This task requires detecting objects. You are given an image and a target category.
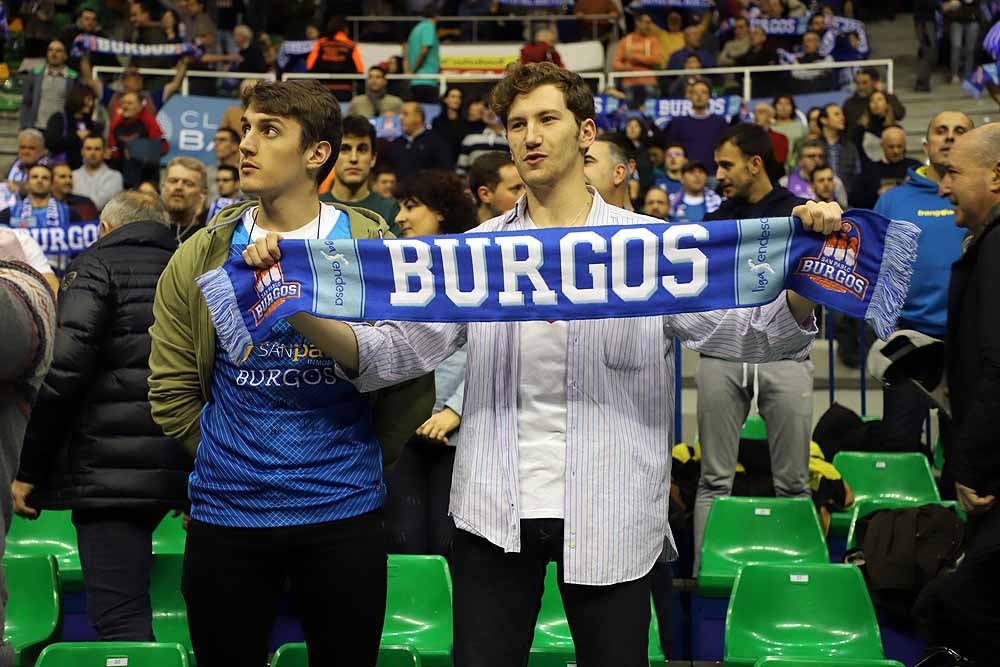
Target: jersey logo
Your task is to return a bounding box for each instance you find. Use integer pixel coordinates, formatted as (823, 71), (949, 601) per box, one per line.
(793, 218), (869, 300)
(249, 263), (302, 325)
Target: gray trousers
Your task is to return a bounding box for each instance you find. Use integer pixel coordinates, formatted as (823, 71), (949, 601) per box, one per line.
(693, 357), (814, 568)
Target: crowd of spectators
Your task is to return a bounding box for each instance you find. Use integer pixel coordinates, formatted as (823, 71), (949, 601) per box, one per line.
(3, 1), (1000, 664)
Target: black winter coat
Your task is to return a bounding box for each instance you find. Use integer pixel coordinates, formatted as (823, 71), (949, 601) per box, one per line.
(946, 206), (1000, 499)
(17, 221), (192, 510)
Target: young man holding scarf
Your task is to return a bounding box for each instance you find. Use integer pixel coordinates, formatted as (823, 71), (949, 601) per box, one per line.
(148, 80), (431, 667)
(692, 123), (818, 567)
(242, 62), (845, 666)
(0, 164), (94, 275)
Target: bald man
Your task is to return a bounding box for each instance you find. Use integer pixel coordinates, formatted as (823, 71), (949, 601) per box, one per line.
(849, 125), (921, 209)
(872, 111), (973, 457)
(914, 122), (1000, 665)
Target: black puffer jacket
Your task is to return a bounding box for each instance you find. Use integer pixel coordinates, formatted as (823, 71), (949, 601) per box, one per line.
(17, 220), (192, 510)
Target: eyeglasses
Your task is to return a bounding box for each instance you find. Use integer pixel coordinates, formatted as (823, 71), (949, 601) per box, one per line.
(666, 150), (685, 158)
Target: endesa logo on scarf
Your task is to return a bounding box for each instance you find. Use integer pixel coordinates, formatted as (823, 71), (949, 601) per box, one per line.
(250, 264), (301, 325)
(794, 219), (869, 300)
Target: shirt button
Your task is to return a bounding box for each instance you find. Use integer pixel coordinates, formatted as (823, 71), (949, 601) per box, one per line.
(569, 542), (576, 549)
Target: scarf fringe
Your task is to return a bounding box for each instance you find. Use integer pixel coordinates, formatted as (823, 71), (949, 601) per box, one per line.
(866, 217), (921, 340)
(196, 267), (254, 365)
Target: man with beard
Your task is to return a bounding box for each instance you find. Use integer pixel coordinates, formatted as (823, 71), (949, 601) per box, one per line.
(321, 115), (400, 234)
(0, 164), (96, 275)
(160, 157), (208, 243)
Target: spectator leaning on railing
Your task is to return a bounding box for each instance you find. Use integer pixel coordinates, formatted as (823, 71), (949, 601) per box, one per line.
(20, 40), (77, 132)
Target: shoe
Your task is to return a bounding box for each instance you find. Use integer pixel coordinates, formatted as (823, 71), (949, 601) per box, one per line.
(915, 83), (931, 92)
(950, 75), (961, 85)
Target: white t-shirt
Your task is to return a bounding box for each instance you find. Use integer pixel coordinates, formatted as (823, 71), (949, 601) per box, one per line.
(13, 229), (54, 277)
(517, 318), (569, 518)
(239, 202), (345, 241)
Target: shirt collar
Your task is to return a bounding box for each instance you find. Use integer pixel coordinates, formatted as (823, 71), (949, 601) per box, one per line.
(503, 185), (606, 227)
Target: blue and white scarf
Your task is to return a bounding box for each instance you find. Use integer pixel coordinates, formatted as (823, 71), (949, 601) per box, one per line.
(8, 200), (98, 274)
(638, 0), (714, 8)
(198, 210), (920, 365)
(7, 157), (53, 184)
(276, 40), (316, 70)
(71, 34), (204, 61)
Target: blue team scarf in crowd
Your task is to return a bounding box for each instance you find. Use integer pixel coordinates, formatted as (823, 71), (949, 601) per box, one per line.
(71, 34), (204, 61)
(198, 210), (920, 366)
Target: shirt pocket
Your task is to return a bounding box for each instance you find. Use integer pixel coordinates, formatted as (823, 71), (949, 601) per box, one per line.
(599, 317), (661, 371)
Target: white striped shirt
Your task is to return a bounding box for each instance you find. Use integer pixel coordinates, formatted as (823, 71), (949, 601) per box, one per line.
(348, 190), (816, 585)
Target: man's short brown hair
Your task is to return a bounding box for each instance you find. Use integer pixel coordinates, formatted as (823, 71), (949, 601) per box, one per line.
(241, 79), (342, 184)
(488, 62), (595, 128)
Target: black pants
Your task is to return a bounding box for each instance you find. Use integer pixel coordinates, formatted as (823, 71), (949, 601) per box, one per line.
(72, 507), (165, 642)
(182, 510), (387, 667)
(882, 380), (954, 498)
(452, 519), (651, 667)
(650, 558), (674, 657)
(383, 438), (455, 559)
(916, 506), (1000, 665)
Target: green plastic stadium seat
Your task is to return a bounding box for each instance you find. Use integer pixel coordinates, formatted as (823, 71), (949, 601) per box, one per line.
(828, 452), (939, 535)
(152, 513), (187, 555)
(754, 658), (904, 667)
(35, 642), (190, 667)
(2, 556), (60, 667)
(698, 497), (828, 597)
(725, 564), (885, 667)
(383, 555), (452, 667)
(148, 554), (192, 656)
(5, 511), (82, 589)
(845, 499), (964, 550)
(740, 415), (767, 441)
(271, 643), (421, 666)
(529, 563), (665, 667)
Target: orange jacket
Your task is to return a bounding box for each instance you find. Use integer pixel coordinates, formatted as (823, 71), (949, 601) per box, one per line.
(306, 31), (364, 75)
(612, 33), (663, 89)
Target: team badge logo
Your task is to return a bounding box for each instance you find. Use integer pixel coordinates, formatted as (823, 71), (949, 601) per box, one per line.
(794, 218), (870, 300)
(249, 263), (301, 325)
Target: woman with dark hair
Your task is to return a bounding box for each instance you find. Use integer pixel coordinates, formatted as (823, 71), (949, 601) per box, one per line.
(161, 9), (182, 43)
(45, 84), (103, 170)
(384, 169), (477, 561)
(432, 87), (470, 159)
(851, 90), (896, 164)
(772, 94), (808, 167)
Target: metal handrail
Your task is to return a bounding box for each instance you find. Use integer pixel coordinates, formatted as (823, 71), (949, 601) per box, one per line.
(282, 70), (607, 96)
(92, 65), (276, 96)
(344, 14), (621, 42)
(607, 58), (894, 100)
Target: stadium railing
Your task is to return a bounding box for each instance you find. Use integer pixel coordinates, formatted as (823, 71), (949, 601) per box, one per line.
(281, 71), (609, 98)
(607, 58), (894, 101)
(90, 66), (277, 96)
(344, 14), (621, 43)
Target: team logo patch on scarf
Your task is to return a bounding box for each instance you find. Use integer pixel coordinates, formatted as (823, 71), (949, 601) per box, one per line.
(198, 210), (920, 365)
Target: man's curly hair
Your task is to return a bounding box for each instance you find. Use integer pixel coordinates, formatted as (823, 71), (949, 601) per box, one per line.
(488, 61), (595, 128)
(395, 170), (478, 234)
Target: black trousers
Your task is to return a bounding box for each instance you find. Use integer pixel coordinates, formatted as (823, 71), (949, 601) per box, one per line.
(181, 510), (387, 667)
(916, 506), (1000, 665)
(452, 519), (651, 667)
(72, 507), (166, 642)
(882, 380), (955, 498)
(383, 438), (455, 559)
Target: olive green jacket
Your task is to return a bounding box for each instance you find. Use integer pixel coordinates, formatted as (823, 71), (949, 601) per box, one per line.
(148, 200), (433, 465)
